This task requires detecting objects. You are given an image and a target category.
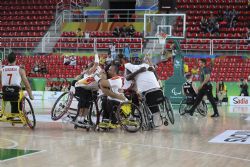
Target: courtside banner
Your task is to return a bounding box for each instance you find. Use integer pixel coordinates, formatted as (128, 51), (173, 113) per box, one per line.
(229, 96), (250, 106)
(24, 91), (65, 110)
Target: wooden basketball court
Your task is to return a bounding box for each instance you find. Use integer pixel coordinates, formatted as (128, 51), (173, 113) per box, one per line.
(0, 105), (250, 167)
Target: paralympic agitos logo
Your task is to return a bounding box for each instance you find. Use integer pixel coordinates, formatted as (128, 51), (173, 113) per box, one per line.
(233, 97), (248, 104)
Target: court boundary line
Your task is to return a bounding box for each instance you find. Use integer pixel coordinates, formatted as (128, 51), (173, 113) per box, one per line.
(0, 150), (46, 163)
(0, 138), (18, 149)
(3, 133), (250, 163)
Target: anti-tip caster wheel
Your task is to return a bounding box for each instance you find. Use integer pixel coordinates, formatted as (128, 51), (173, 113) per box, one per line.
(164, 120), (169, 126)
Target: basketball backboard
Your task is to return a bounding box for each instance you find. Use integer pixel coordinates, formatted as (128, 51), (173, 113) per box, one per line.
(144, 14), (186, 39)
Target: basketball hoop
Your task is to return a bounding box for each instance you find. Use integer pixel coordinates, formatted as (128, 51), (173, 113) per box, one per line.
(157, 33), (168, 45)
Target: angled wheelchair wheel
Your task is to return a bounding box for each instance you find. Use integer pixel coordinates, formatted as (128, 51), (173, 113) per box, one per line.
(197, 100), (208, 117)
(117, 102), (142, 133)
(51, 92), (73, 121)
(164, 97), (175, 125)
(88, 96), (103, 127)
(179, 99), (188, 115)
(22, 97), (36, 129)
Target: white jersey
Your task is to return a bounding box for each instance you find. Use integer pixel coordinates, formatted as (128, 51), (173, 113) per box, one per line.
(108, 76), (123, 102)
(75, 66), (102, 90)
(125, 63), (160, 93)
(2, 66), (22, 87)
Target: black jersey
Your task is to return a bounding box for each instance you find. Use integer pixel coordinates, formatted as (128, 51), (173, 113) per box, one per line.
(183, 81), (197, 96)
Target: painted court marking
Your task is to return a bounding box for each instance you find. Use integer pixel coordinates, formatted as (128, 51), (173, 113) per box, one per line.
(0, 150), (46, 163)
(209, 130), (250, 145)
(0, 138), (18, 149)
(3, 132), (250, 163)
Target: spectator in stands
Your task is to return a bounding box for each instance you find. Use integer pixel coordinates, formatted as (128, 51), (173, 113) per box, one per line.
(45, 79), (52, 91)
(246, 27), (250, 41)
(32, 61), (40, 74)
(109, 42), (117, 60)
(191, 65), (199, 80)
(224, 7), (230, 25)
(69, 56), (77, 66)
(76, 28), (83, 38)
(200, 17), (208, 33)
(85, 31), (90, 43)
(127, 24), (135, 37)
(120, 25), (127, 37)
(76, 28), (83, 43)
(64, 56), (71, 65)
(40, 62), (47, 75)
(216, 81), (227, 105)
(207, 13), (219, 35)
(229, 8), (238, 28)
(239, 78), (249, 96)
(61, 79), (69, 92)
(122, 43), (131, 60)
(184, 63), (189, 75)
(113, 27), (120, 37)
(106, 52), (112, 65)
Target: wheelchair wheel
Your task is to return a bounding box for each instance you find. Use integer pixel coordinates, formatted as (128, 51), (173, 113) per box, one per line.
(179, 99), (188, 115)
(117, 102), (142, 133)
(197, 100), (207, 116)
(88, 97), (102, 127)
(51, 92), (73, 121)
(164, 97), (175, 124)
(22, 97), (36, 129)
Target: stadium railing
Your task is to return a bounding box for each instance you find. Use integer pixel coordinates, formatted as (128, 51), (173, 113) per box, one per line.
(62, 9), (151, 22)
(1, 37), (249, 56)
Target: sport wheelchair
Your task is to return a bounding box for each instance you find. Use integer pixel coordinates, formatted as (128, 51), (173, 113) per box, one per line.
(0, 86), (36, 129)
(139, 88), (175, 130)
(179, 95), (207, 116)
(50, 90), (101, 131)
(97, 99), (143, 133)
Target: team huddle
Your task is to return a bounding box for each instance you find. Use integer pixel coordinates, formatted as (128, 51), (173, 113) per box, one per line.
(70, 53), (161, 129)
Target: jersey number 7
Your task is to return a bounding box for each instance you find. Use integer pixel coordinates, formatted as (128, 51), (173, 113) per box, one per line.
(7, 74), (13, 85)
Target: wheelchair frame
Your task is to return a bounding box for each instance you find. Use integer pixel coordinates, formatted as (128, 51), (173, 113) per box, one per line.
(51, 90), (102, 131)
(0, 90), (36, 129)
(139, 88), (175, 131)
(179, 96), (208, 116)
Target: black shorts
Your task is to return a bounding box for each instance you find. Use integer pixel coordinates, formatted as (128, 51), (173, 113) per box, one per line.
(104, 99), (120, 124)
(143, 89), (164, 114)
(75, 87), (93, 109)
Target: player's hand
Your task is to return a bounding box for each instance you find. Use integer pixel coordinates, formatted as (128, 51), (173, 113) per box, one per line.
(29, 95), (34, 100)
(118, 89), (124, 93)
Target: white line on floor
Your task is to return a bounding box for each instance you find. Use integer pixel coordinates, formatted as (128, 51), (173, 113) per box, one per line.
(0, 138), (18, 149)
(3, 133), (250, 163)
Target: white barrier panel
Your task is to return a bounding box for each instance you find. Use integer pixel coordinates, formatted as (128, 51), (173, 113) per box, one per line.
(229, 96), (250, 106)
(24, 91), (65, 111)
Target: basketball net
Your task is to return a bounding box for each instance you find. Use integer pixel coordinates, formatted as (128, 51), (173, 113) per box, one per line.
(157, 33), (168, 45)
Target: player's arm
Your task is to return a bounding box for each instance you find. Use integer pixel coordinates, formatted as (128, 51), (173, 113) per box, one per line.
(126, 67), (146, 81)
(20, 68), (34, 100)
(98, 79), (125, 101)
(88, 53), (99, 74)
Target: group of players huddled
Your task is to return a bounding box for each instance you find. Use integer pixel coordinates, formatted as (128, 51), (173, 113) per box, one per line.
(69, 53), (161, 129)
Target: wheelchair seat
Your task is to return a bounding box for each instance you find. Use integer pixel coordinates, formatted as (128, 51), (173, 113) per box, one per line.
(185, 92), (197, 105)
(2, 86), (21, 102)
(143, 88), (165, 106)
